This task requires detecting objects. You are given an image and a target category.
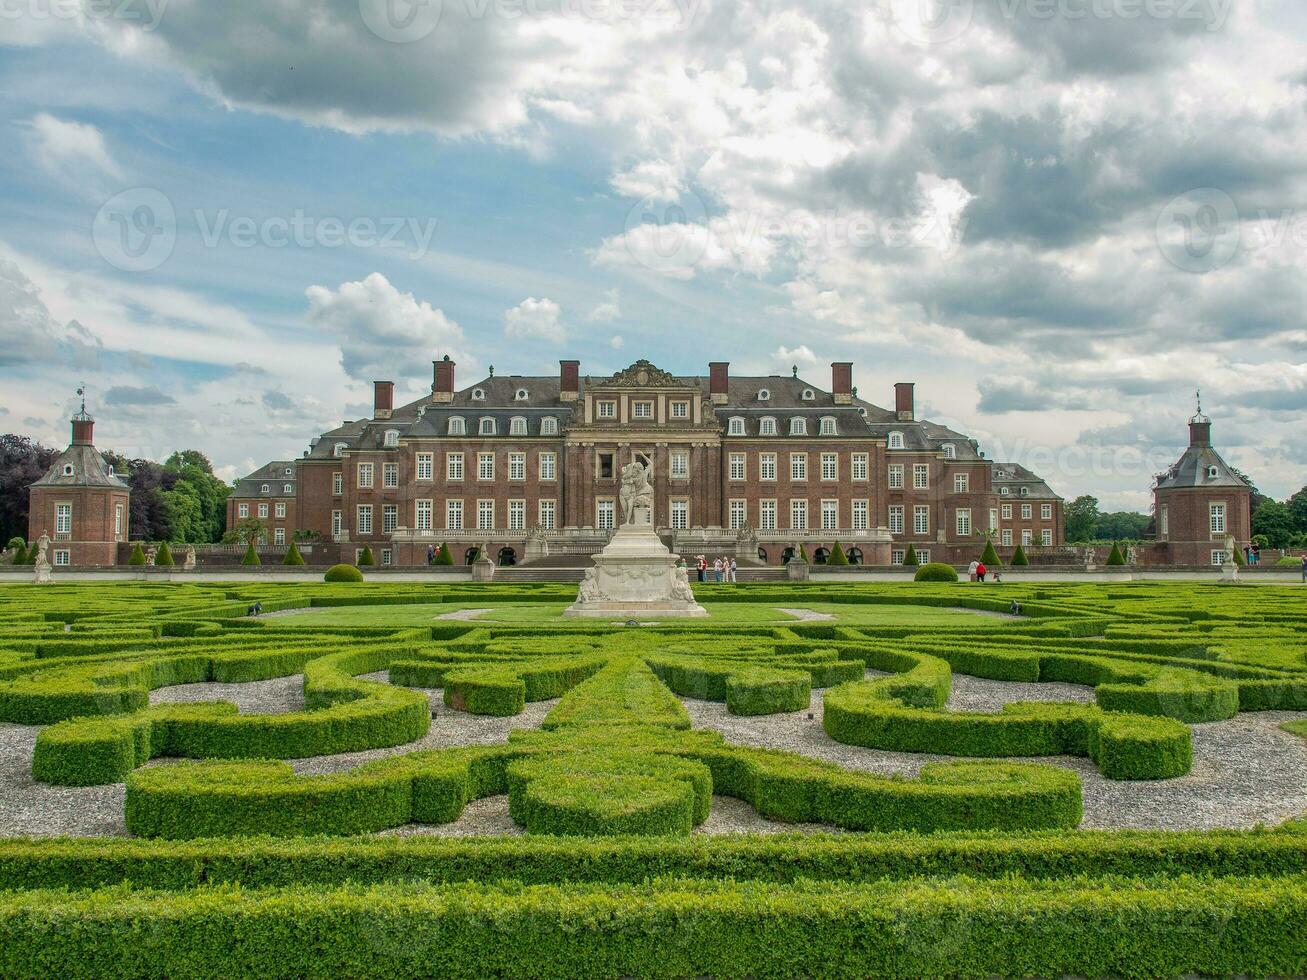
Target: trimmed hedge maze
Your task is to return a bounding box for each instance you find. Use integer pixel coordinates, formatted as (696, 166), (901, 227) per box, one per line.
(0, 580), (1305, 976)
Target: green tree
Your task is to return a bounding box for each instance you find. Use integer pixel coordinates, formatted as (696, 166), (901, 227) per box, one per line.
(1105, 542), (1125, 566)
(283, 542), (305, 566)
(435, 542), (454, 566)
(1287, 487), (1307, 534)
(980, 538), (1001, 567)
(1252, 499), (1297, 549)
(358, 546), (375, 566)
(1011, 545), (1029, 566)
(127, 542), (146, 566)
(1094, 511), (1151, 541)
(222, 517), (268, 545)
(1064, 495), (1100, 543)
(7, 537), (26, 565)
(828, 541), (849, 565)
(163, 450), (231, 542)
(903, 544), (919, 566)
(155, 541), (175, 566)
(241, 541), (261, 566)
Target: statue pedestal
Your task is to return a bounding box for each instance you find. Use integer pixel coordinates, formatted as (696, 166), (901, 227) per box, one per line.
(564, 524), (708, 618)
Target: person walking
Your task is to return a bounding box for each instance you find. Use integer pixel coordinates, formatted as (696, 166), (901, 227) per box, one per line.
(697, 555), (707, 583)
(427, 544), (436, 566)
(976, 560), (987, 583)
(713, 557), (723, 583)
(729, 557), (737, 583)
(967, 559), (979, 582)
(1301, 553), (1306, 583)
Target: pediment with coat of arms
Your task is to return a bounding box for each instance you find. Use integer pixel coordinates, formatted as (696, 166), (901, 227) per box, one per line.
(599, 359), (684, 389)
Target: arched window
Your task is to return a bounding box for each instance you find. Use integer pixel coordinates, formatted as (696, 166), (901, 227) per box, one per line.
(790, 417), (807, 436)
(471, 388), (486, 401)
(479, 417), (497, 436)
(801, 389), (816, 401)
(384, 429), (399, 447)
(1000, 486), (1010, 495)
(333, 443), (346, 457)
(510, 417), (527, 436)
(1207, 465), (1219, 479)
(541, 417), (558, 436)
(942, 444), (955, 459)
(261, 484), (270, 493)
(728, 417), (745, 436)
(888, 431), (904, 450)
(283, 484), (293, 494)
(448, 417), (466, 436)
(515, 388), (529, 401)
(819, 416), (837, 435)
(757, 388), (771, 401)
(759, 416), (777, 436)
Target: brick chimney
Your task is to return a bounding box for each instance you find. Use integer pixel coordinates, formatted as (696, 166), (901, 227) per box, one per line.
(560, 359), (580, 402)
(373, 381), (394, 420)
(831, 362), (853, 405)
(709, 362), (729, 405)
(894, 382), (915, 421)
(1189, 418), (1212, 448)
(432, 356), (455, 403)
(71, 416), (94, 446)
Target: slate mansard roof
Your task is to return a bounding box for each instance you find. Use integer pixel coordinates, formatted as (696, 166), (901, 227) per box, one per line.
(1154, 444), (1249, 491)
(32, 443), (129, 490)
(232, 460), (298, 498)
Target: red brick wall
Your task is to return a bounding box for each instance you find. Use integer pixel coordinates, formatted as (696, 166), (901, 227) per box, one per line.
(28, 486), (129, 566)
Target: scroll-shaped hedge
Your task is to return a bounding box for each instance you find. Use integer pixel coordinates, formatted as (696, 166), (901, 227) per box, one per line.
(390, 653), (606, 716)
(645, 650), (863, 716)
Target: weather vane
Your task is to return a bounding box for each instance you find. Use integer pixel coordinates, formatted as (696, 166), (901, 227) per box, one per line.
(1195, 389), (1202, 415)
(76, 384), (87, 414)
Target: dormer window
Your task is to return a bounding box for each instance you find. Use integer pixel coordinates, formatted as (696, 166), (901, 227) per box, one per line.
(541, 417), (558, 436)
(728, 417), (745, 436)
(333, 443), (345, 457)
(759, 416), (777, 436)
(384, 430), (399, 447)
(1020, 487), (1029, 496)
(757, 388), (771, 402)
(789, 417), (807, 436)
(448, 417), (466, 436)
(888, 431), (904, 450)
(471, 388), (486, 401)
(942, 444), (956, 459)
(283, 484), (293, 493)
(479, 417), (497, 436)
(63, 464), (74, 477)
(107, 465), (114, 476)
(1207, 465), (1219, 479)
(1000, 486), (1010, 495)
(819, 416), (837, 436)
(261, 484), (270, 493)
(515, 388), (529, 401)
(801, 389), (816, 401)
(284, 467), (292, 476)
(510, 416), (527, 436)
(857, 407), (867, 418)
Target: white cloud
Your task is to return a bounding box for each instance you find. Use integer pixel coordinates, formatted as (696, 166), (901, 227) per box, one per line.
(587, 288), (621, 322)
(610, 335), (624, 349)
(504, 297), (565, 342)
(27, 113), (123, 188)
(305, 273), (469, 381)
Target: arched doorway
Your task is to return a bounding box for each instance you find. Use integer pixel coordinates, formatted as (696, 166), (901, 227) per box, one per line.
(757, 546), (768, 564)
(463, 547), (480, 565)
(847, 547), (863, 566)
(497, 546), (517, 567)
(813, 547), (830, 565)
(781, 547), (796, 565)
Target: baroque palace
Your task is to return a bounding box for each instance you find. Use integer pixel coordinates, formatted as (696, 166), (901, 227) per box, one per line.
(225, 358), (1067, 567)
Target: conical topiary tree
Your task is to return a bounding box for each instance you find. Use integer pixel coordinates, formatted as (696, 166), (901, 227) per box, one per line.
(241, 541), (261, 566)
(1011, 545), (1029, 566)
(980, 538), (1001, 567)
(903, 544), (919, 567)
(358, 546), (375, 566)
(436, 542), (454, 566)
(798, 544), (811, 563)
(8, 538), (27, 565)
(283, 542), (305, 565)
(828, 541), (849, 566)
(155, 541), (175, 566)
(1106, 542), (1125, 566)
(128, 542), (147, 566)
(1231, 546), (1246, 566)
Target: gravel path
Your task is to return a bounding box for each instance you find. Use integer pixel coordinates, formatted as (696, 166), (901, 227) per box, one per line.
(778, 608), (836, 621)
(150, 675), (306, 713)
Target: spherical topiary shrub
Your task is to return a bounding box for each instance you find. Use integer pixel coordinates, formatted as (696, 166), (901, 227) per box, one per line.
(324, 563), (364, 583)
(913, 562), (959, 583)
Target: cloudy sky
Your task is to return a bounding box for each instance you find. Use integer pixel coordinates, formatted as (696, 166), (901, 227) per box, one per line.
(1, 0), (1304, 508)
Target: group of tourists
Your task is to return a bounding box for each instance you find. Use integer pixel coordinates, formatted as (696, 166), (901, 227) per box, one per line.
(966, 559), (998, 583)
(695, 555), (738, 583)
(1242, 544), (1263, 565)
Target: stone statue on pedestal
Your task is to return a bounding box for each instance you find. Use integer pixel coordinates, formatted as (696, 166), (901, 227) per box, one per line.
(619, 458), (654, 527)
(33, 533), (52, 584)
(183, 547), (197, 570)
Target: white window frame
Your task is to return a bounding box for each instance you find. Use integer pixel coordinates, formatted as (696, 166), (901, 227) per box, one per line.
(820, 453), (838, 481)
(729, 498), (747, 530)
(888, 505), (904, 534)
(446, 499), (464, 531)
(448, 417), (466, 436)
(956, 508), (971, 537)
(508, 452), (526, 482)
(819, 417), (837, 436)
(510, 417), (527, 436)
(1210, 502), (1226, 534)
(383, 462), (398, 489)
(356, 504), (373, 536)
(851, 453), (868, 481)
(417, 453), (433, 481)
(258, 503), (269, 519)
(541, 417), (558, 436)
(728, 417), (745, 436)
(914, 505), (930, 536)
(669, 499), (689, 530)
(790, 417), (807, 436)
(790, 453), (807, 481)
(508, 499), (526, 531)
(478, 499), (494, 530)
(1002, 529), (1012, 546)
(239, 503), (249, 519)
(384, 430), (399, 448)
(597, 400), (617, 419)
(55, 503), (72, 535)
(888, 431), (904, 450)
(539, 452), (557, 481)
(953, 473), (969, 493)
(1022, 504), (1033, 520)
(1041, 529), (1053, 546)
(759, 416), (777, 436)
(670, 400), (689, 419)
(888, 464), (904, 490)
(1041, 504), (1053, 520)
(383, 504), (398, 533)
(821, 499), (838, 531)
(597, 499), (616, 530)
(790, 499), (808, 531)
(333, 472), (343, 495)
(331, 510), (342, 536)
(913, 464), (929, 490)
(852, 499), (869, 531)
(633, 400), (654, 419)
(416, 499), (433, 531)
(670, 450), (689, 479)
(275, 502), (286, 519)
(760, 453), (777, 481)
(759, 499), (777, 531)
(729, 453), (746, 482)
(274, 527), (285, 545)
(538, 499), (556, 529)
(447, 453), (465, 482)
(479, 418), (497, 436)
(1002, 503), (1012, 520)
(53, 549), (70, 567)
(357, 462), (374, 489)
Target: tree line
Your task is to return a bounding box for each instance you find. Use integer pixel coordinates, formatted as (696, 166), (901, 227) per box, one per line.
(1064, 487), (1307, 550)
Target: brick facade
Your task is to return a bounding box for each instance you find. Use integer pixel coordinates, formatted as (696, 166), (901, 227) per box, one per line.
(1152, 415), (1251, 566)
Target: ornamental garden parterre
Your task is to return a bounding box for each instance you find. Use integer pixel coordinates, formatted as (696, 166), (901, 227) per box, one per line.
(0, 581), (1305, 976)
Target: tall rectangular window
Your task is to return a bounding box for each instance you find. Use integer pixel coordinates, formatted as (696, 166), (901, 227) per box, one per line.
(1022, 528), (1032, 546)
(508, 499), (525, 530)
(955, 508), (971, 537)
(538, 499), (556, 529)
(850, 453), (868, 481)
(760, 453), (777, 481)
(274, 528), (285, 545)
(1041, 504), (1053, 520)
(275, 502), (286, 519)
(383, 463), (398, 489)
(1041, 529), (1053, 546)
(478, 499), (494, 530)
(333, 472), (343, 495)
(478, 453), (494, 481)
(1002, 503), (1012, 520)
(383, 504), (397, 533)
(1210, 503), (1226, 533)
(821, 453), (838, 481)
(1021, 503), (1032, 520)
(729, 453), (745, 481)
(670, 499), (689, 529)
(759, 499), (777, 530)
(258, 504), (268, 519)
(114, 503), (124, 538)
(852, 498), (868, 530)
(446, 499), (464, 530)
(597, 500), (615, 530)
(889, 505), (904, 534)
(446, 453), (464, 482)
(729, 499), (747, 529)
(790, 453), (807, 481)
(888, 464), (904, 489)
(509, 453), (526, 481)
(914, 505), (930, 535)
(331, 510), (342, 536)
(1002, 529), (1012, 546)
(989, 508), (998, 532)
(1160, 505), (1169, 537)
(357, 505), (373, 535)
(670, 450), (689, 479)
(953, 473), (968, 493)
(239, 503), (249, 518)
(790, 500), (808, 531)
(821, 499), (838, 530)
(416, 453), (433, 481)
(416, 499), (432, 531)
(357, 463), (374, 489)
(539, 453), (557, 481)
(913, 464), (929, 490)
(55, 503), (71, 534)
